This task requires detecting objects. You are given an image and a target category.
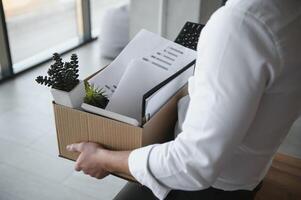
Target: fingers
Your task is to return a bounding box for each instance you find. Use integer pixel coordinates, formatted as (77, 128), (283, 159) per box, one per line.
(67, 142), (109, 180)
(89, 171), (108, 179)
(74, 161), (108, 179)
(74, 162), (82, 172)
(94, 173), (103, 179)
(66, 142), (84, 153)
(74, 165), (109, 179)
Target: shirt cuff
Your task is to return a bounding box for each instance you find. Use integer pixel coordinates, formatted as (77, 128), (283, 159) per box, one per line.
(128, 145), (171, 200)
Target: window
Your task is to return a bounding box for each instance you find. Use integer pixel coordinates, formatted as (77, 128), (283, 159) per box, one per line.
(0, 0), (129, 81)
(90, 0), (128, 37)
(2, 0), (81, 72)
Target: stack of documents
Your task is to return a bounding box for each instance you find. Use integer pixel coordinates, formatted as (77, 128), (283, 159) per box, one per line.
(82, 29), (196, 126)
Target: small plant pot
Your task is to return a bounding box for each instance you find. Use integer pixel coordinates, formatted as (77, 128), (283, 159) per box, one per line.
(51, 81), (85, 108)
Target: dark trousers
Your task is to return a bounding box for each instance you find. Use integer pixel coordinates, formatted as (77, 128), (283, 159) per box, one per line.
(113, 182), (262, 200)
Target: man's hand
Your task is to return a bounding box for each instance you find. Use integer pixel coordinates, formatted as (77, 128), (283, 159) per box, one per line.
(66, 142), (110, 179)
(66, 142), (133, 180)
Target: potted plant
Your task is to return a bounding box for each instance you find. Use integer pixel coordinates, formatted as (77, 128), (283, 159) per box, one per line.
(83, 81), (109, 109)
(81, 81), (139, 126)
(35, 53), (85, 108)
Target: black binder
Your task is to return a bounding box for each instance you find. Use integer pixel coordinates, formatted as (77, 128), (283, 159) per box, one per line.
(141, 22), (204, 124)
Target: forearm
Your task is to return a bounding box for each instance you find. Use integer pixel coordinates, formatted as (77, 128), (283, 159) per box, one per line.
(99, 149), (133, 177)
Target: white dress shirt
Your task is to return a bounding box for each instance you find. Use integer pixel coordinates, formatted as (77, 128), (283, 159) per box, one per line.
(128, 0), (301, 199)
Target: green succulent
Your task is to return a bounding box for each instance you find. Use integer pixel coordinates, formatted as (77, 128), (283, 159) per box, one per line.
(84, 81), (109, 109)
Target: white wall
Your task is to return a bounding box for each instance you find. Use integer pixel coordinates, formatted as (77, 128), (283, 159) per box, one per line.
(130, 0), (223, 40)
(164, 0), (201, 40)
(129, 0), (162, 38)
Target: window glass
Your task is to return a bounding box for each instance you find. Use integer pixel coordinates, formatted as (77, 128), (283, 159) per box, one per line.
(2, 0), (80, 70)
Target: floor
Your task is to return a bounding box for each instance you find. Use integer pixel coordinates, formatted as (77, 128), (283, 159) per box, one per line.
(256, 153), (301, 200)
(0, 40), (300, 200)
(278, 117), (301, 158)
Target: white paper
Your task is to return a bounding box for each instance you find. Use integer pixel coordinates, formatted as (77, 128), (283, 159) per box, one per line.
(89, 29), (173, 98)
(142, 44), (196, 74)
(144, 65), (195, 121)
(89, 29), (196, 98)
(106, 59), (171, 124)
(88, 29), (196, 125)
(105, 38), (196, 123)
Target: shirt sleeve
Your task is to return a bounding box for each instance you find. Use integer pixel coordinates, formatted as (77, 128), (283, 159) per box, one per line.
(128, 6), (279, 200)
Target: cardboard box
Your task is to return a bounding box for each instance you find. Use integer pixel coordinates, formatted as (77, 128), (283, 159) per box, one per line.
(52, 68), (188, 181)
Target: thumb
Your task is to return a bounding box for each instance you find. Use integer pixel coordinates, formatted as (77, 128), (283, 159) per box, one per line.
(66, 143), (84, 153)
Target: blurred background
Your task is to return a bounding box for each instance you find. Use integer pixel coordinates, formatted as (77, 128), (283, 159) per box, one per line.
(1, 0), (125, 72)
(0, 0), (300, 199)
